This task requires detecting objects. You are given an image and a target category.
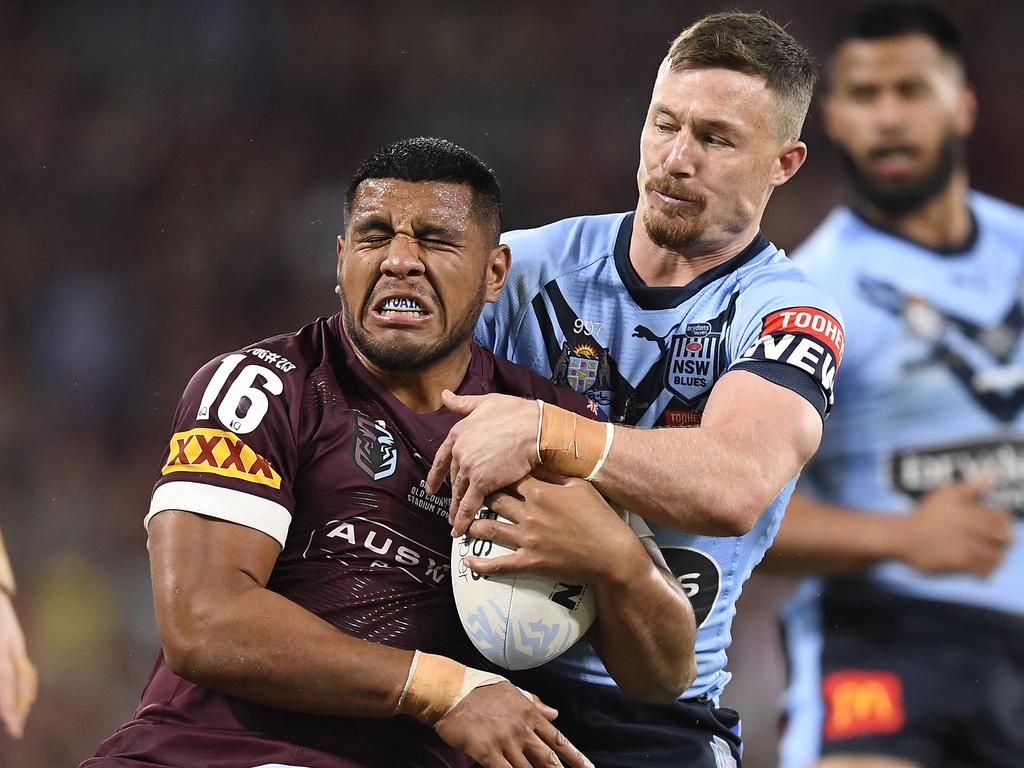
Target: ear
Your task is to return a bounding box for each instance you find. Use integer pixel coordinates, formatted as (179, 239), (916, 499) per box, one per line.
(770, 139), (808, 188)
(484, 243), (512, 303)
(954, 84), (977, 137)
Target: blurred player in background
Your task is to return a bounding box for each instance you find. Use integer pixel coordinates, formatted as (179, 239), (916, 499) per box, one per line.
(767, 3), (1023, 766)
(80, 137), (694, 768)
(0, 528), (36, 740)
(426, 12), (841, 767)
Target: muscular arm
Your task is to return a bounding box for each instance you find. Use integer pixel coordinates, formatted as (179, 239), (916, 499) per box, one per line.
(465, 477), (696, 703)
(149, 509), (594, 768)
(149, 510), (415, 716)
(762, 483), (1014, 577)
(594, 370), (822, 536)
(431, 369), (822, 538)
(586, 535), (696, 703)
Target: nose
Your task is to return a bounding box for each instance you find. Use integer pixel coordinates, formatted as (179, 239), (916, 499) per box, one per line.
(380, 233), (425, 279)
(662, 131), (698, 177)
(873, 90), (909, 134)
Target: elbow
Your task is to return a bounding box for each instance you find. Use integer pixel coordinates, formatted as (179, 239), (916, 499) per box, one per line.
(619, 656), (697, 704)
(706, 480), (778, 537)
(157, 596), (224, 683)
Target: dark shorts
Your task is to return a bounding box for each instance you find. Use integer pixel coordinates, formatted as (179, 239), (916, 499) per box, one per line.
(780, 583), (1024, 768)
(508, 669), (742, 768)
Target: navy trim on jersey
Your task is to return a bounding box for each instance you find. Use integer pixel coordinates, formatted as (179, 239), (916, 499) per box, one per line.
(848, 205), (980, 256)
(614, 212), (771, 310)
(732, 360), (828, 420)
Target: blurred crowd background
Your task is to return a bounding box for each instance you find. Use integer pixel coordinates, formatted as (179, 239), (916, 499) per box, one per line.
(1, 1), (1021, 765)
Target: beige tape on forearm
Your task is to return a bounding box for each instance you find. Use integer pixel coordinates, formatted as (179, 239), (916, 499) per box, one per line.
(0, 529), (15, 597)
(396, 650), (512, 726)
(537, 401), (614, 480)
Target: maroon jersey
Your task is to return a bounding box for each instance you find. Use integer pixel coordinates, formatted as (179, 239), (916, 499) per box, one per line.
(83, 315), (595, 768)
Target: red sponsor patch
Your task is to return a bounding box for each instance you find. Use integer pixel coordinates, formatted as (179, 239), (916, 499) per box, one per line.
(686, 341), (703, 352)
(823, 669), (905, 741)
(665, 410), (702, 427)
(761, 306), (844, 363)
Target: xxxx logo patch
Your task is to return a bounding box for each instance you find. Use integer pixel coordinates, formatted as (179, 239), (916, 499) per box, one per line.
(162, 428), (281, 489)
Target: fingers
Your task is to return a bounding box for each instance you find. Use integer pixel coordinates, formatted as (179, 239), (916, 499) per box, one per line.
(949, 474), (997, 498)
(441, 389), (483, 415)
(453, 483), (487, 538)
(11, 656), (35, 739)
(0, 647), (15, 738)
(467, 514), (520, 549)
(426, 432), (455, 495)
(447, 453), (463, 524)
(486, 493), (523, 523)
(528, 692), (559, 722)
(533, 720), (593, 768)
(464, 553), (522, 577)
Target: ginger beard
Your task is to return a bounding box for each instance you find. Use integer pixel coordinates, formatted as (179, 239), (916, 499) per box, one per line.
(641, 177), (711, 252)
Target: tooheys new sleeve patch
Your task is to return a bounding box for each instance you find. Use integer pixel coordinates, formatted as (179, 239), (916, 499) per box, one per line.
(738, 306), (845, 406)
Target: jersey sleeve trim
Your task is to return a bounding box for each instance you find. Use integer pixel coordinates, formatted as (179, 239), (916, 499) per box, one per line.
(146, 481), (291, 548)
(730, 359), (828, 420)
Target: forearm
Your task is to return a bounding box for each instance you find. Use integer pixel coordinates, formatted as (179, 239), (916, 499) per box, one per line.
(761, 493), (905, 575)
(589, 540), (696, 703)
(594, 424), (779, 536)
(160, 581), (412, 718)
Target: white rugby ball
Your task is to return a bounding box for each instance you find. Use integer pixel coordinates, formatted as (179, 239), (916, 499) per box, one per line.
(451, 506), (596, 670)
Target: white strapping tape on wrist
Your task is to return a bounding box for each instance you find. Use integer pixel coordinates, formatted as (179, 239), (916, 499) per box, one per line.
(584, 422), (615, 482)
(535, 399), (545, 465)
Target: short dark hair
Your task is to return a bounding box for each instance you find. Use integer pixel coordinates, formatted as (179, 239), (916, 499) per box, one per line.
(666, 12), (818, 141)
(830, 2), (964, 69)
(344, 137), (503, 244)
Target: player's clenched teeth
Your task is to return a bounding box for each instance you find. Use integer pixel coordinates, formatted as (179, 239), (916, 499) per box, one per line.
(379, 297), (427, 316)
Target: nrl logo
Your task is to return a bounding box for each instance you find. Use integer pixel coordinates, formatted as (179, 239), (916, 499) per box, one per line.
(352, 410), (399, 481)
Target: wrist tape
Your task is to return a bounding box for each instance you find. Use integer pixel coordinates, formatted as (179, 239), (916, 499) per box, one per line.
(536, 401), (614, 481)
(396, 650), (521, 726)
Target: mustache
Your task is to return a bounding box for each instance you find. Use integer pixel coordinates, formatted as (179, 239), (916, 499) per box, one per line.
(645, 178), (708, 207)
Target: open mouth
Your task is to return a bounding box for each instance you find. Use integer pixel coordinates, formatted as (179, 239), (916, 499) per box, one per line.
(378, 296), (427, 316)
(867, 146), (920, 174)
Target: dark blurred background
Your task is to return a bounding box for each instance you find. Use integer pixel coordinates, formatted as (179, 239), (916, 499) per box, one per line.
(1, 1), (1020, 765)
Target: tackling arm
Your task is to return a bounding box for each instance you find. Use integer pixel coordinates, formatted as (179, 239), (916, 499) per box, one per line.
(148, 509), (593, 768)
(431, 369), (822, 538)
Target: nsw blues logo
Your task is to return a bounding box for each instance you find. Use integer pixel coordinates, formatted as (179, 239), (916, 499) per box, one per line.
(666, 327), (721, 402)
(352, 410), (399, 481)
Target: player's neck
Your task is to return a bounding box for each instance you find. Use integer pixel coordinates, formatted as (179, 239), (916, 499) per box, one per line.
(628, 213), (760, 287)
(357, 346), (474, 414)
(854, 172), (973, 251)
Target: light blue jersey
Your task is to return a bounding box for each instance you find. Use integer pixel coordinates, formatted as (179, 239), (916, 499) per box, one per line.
(478, 212), (843, 701)
(791, 193), (1024, 616)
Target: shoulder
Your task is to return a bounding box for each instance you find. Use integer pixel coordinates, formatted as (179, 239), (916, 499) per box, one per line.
(788, 208), (866, 289)
(481, 347), (600, 419)
(502, 212), (628, 277)
(972, 191), (1024, 245)
(182, 317), (334, 409)
(734, 242), (843, 323)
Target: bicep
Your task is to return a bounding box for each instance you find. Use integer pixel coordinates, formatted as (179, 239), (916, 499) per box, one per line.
(702, 369), (823, 474)
(148, 510), (281, 616)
